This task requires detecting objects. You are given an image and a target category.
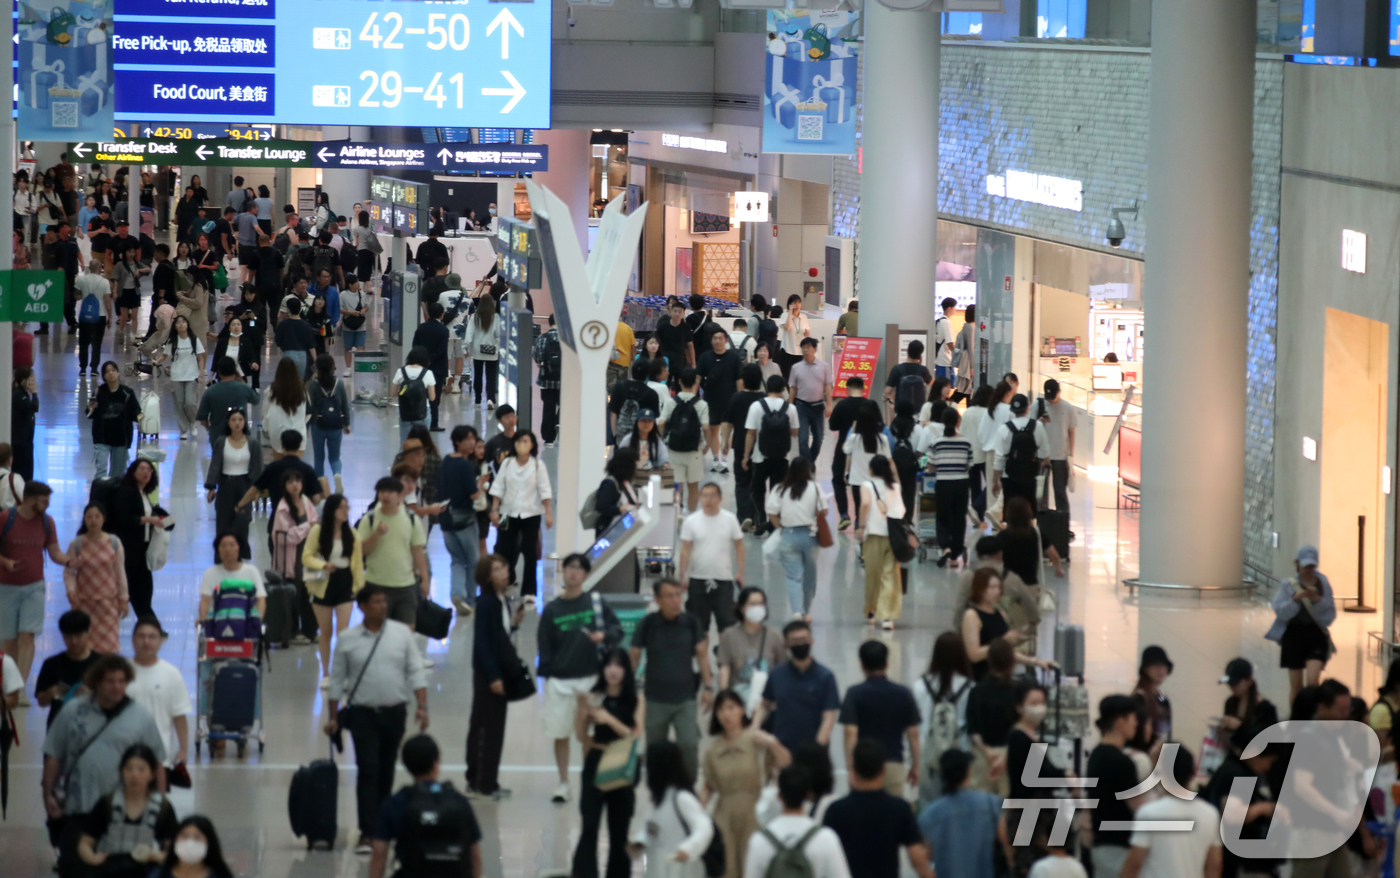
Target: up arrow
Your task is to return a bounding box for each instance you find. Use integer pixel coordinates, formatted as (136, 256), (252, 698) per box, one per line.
(486, 8), (524, 61)
(482, 71), (526, 114)
(317, 147), (334, 162)
(436, 147), (453, 163)
(195, 145), (212, 161)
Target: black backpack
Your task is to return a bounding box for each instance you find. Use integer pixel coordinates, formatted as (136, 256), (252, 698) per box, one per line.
(310, 245), (336, 279)
(758, 318), (779, 352)
(398, 368), (429, 421)
(758, 400), (792, 460)
(666, 396), (703, 452)
(313, 381), (345, 430)
(896, 371), (927, 410)
(395, 782), (476, 877)
(1004, 419), (1040, 482)
(892, 433), (919, 478)
(537, 330), (561, 382)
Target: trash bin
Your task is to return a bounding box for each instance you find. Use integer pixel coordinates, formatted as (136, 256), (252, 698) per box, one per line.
(352, 349), (390, 406)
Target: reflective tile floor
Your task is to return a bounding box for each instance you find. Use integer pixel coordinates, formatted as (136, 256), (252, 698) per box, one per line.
(0, 280), (1385, 877)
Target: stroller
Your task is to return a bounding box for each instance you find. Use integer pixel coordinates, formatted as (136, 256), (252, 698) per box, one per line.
(126, 303), (176, 379)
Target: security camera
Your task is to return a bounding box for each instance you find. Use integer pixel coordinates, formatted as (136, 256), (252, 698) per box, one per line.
(1106, 201), (1138, 250)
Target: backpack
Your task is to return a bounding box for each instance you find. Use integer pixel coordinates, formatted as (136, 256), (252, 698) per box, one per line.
(666, 396), (703, 452)
(891, 432), (919, 477)
(273, 230), (291, 255)
(757, 400), (792, 460)
(339, 241), (358, 273)
(896, 371), (927, 411)
(395, 782), (476, 878)
(758, 825), (822, 878)
(579, 476), (616, 530)
(202, 575), (261, 641)
(536, 330), (561, 382)
(921, 675), (971, 777)
(0, 506), (52, 548)
(78, 289), (102, 324)
(174, 269), (194, 294)
(285, 246), (308, 284)
(0, 470), (19, 510)
(758, 318), (779, 352)
(89, 476), (121, 513)
(313, 381), (345, 430)
(310, 246), (336, 279)
(1004, 419), (1040, 482)
(616, 395), (641, 441)
(398, 368), (429, 422)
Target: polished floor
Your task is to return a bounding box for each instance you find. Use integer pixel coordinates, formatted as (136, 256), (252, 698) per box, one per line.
(0, 276), (1385, 877)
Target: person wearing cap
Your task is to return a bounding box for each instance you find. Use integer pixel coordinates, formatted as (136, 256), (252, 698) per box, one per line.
(1265, 545), (1336, 705)
(1201, 722), (1285, 878)
(1086, 694), (1142, 877)
(1132, 646), (1174, 754)
(990, 393), (1049, 509)
(619, 409), (670, 473)
(1218, 658), (1278, 756)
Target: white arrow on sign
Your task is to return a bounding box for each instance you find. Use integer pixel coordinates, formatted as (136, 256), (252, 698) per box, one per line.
(317, 147), (334, 162)
(195, 145), (212, 161)
(71, 143), (90, 158)
(486, 8), (524, 60)
(482, 71), (526, 114)
(437, 148), (453, 163)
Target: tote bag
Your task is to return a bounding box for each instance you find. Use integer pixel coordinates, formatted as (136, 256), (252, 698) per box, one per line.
(594, 736), (640, 791)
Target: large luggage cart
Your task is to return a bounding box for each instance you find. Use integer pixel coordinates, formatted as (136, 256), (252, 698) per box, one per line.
(914, 470), (940, 563)
(194, 630), (265, 758)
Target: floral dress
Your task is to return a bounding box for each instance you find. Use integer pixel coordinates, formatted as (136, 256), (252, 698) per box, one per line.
(63, 532), (128, 653)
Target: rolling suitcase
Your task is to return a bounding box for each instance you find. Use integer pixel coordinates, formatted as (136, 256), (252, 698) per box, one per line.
(1054, 623), (1085, 678)
(288, 751), (338, 849)
(210, 662), (258, 733)
(262, 574), (296, 648)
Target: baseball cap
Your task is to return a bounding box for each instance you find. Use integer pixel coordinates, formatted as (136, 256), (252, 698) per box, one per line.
(1297, 545), (1319, 567)
(637, 408), (659, 422)
(1139, 645), (1173, 674)
(1009, 393), (1029, 415)
(1220, 657), (1253, 685)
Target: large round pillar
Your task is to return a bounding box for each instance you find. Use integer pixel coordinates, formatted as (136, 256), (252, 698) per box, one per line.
(1139, 0), (1255, 588)
(857, 3), (940, 376)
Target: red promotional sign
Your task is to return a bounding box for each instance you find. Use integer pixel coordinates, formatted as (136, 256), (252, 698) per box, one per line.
(832, 336), (882, 398)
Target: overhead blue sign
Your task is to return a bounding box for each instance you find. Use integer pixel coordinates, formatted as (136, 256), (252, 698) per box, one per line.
(109, 0), (551, 127)
(311, 141), (549, 173)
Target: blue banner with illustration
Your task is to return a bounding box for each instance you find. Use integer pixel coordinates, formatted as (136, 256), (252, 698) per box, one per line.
(763, 9), (860, 156)
(17, 0), (114, 142)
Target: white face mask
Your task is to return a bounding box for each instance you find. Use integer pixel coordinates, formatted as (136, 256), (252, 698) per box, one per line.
(488, 207), (497, 216)
(174, 838), (208, 864)
(1022, 704), (1047, 725)
(229, 330), (241, 339)
(744, 605), (767, 624)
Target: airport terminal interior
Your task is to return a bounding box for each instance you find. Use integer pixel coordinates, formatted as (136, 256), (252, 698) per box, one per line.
(4, 0), (1400, 876)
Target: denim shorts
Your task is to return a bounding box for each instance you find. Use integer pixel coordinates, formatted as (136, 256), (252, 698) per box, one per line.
(0, 581), (46, 639)
(342, 329), (366, 349)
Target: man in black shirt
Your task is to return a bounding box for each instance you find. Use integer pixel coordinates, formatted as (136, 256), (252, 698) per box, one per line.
(369, 735), (482, 878)
(482, 404), (518, 471)
(415, 226), (448, 275)
(824, 740), (934, 878)
(419, 258), (451, 315)
(653, 297), (694, 374)
(149, 243), (176, 337)
(274, 297), (318, 378)
(838, 641), (921, 796)
(723, 365), (766, 530)
(236, 431), (325, 586)
(1087, 694), (1142, 877)
(54, 222), (80, 330)
(411, 303), (451, 432)
(829, 376), (883, 530)
(696, 327), (742, 472)
(607, 360), (660, 444)
(87, 206), (113, 266)
(1203, 723), (1283, 878)
(34, 610), (102, 728)
(883, 339), (933, 421)
(215, 207), (235, 261)
(628, 578), (711, 776)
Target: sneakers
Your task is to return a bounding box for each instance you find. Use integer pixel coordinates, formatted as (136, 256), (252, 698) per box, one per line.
(179, 431), (188, 440)
(741, 518), (754, 533)
(552, 782), (569, 803)
(452, 598), (475, 616)
(711, 459), (729, 474)
(355, 842), (372, 855)
(17, 690), (30, 707)
(342, 367), (352, 378)
(319, 676), (330, 690)
(422, 658), (435, 669)
(469, 786), (512, 801)
(881, 620), (895, 631)
(838, 517), (852, 531)
(334, 473), (343, 495)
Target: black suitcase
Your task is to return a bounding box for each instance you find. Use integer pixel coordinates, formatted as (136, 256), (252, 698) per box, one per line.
(210, 662), (257, 733)
(263, 575), (296, 648)
(288, 755), (338, 849)
(1039, 509), (1071, 561)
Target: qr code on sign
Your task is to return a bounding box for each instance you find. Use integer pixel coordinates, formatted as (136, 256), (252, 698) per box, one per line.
(796, 113), (823, 141)
(51, 100), (79, 129)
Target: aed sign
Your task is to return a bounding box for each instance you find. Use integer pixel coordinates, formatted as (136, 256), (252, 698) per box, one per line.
(0, 271), (66, 323)
(733, 191), (769, 223)
(1342, 229), (1367, 273)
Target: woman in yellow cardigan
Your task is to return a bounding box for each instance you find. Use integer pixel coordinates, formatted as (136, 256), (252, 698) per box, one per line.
(302, 494), (365, 688)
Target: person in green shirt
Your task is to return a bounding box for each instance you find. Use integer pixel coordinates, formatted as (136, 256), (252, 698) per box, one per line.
(355, 476), (429, 628)
(836, 300), (858, 337)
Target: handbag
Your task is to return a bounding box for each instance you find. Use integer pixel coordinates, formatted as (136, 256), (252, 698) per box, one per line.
(145, 513), (174, 571)
(872, 483), (918, 563)
(502, 651), (536, 701)
(814, 487), (833, 548)
(415, 597), (453, 640)
(213, 263), (228, 291)
(366, 233), (383, 255)
(593, 735), (640, 791)
(674, 796), (726, 878)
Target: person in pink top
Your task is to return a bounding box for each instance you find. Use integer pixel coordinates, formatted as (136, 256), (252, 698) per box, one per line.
(63, 503), (128, 653)
(271, 470), (320, 644)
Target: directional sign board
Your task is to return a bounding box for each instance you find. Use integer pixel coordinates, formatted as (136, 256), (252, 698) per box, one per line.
(314, 142), (548, 173)
(71, 139), (313, 167)
(109, 0), (552, 127)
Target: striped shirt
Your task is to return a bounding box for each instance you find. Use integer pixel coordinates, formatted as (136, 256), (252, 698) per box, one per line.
(927, 435), (974, 481)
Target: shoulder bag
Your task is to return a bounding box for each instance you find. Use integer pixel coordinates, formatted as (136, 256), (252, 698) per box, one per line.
(813, 485), (833, 548)
(55, 699), (129, 806)
(594, 730), (640, 791)
(333, 628), (384, 752)
(872, 482), (918, 564)
(673, 794), (726, 878)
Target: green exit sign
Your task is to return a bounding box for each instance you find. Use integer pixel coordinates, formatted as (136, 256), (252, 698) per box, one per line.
(0, 270), (65, 323)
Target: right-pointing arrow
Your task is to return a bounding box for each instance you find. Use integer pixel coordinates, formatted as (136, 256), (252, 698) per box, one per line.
(486, 8), (524, 60)
(482, 71), (526, 114)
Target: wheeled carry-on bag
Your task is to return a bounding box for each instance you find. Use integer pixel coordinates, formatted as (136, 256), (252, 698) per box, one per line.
(288, 749), (338, 849)
(210, 662), (258, 734)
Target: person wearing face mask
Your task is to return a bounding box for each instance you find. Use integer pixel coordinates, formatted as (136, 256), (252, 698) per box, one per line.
(716, 587), (786, 712)
(537, 553), (623, 805)
(753, 620), (840, 754)
(1003, 681), (1066, 876)
(154, 816), (235, 878)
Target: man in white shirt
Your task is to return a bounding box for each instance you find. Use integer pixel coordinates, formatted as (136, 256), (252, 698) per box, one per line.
(660, 367), (711, 512)
(0, 444), (25, 510)
(126, 615), (191, 769)
(933, 297), (958, 381)
(1037, 379), (1078, 511)
(744, 764), (852, 878)
(678, 482), (745, 636)
(991, 393), (1050, 510)
(743, 375), (800, 537)
(1122, 748), (1222, 878)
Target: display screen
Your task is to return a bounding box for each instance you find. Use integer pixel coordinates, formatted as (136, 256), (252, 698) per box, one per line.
(110, 0), (551, 126)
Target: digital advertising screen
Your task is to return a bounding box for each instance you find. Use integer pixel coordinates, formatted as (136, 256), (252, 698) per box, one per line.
(108, 0), (551, 127)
